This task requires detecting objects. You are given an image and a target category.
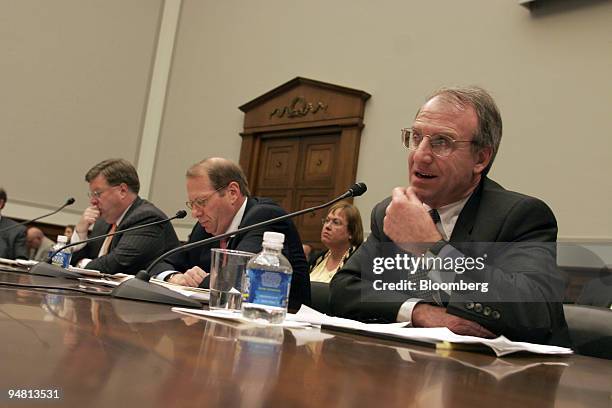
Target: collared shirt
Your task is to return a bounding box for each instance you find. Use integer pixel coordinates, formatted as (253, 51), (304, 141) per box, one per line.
(70, 202), (134, 267)
(226, 198), (247, 237)
(156, 197), (248, 280)
(396, 194), (472, 325)
(423, 195), (470, 241)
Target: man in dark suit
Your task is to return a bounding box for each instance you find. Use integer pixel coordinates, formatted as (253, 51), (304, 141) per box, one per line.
(151, 157), (310, 311)
(70, 159), (180, 274)
(330, 87), (568, 345)
(0, 187), (27, 260)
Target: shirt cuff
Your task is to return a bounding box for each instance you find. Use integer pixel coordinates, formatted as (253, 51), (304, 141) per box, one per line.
(156, 270), (179, 281)
(77, 258), (92, 268)
(69, 230), (88, 253)
(396, 298), (423, 326)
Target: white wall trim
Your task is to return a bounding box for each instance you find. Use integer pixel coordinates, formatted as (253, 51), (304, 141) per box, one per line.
(136, 0), (182, 199)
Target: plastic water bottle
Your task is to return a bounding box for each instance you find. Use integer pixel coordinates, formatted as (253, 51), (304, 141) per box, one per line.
(242, 231), (293, 323)
(49, 235), (72, 268)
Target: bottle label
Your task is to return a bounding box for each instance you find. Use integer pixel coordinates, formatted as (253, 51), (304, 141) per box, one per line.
(244, 268), (291, 308)
(50, 251), (71, 268)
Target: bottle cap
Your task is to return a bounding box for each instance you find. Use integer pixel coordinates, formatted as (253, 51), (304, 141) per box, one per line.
(263, 231), (285, 245)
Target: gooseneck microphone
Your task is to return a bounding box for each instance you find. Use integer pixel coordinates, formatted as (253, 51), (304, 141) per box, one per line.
(0, 197), (76, 233)
(143, 182), (367, 275)
(29, 209), (187, 280)
(44, 210), (188, 262)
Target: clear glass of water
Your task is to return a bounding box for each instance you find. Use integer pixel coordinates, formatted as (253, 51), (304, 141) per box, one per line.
(209, 248), (255, 311)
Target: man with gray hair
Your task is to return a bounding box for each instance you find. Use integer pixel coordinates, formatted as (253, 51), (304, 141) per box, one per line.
(330, 87), (568, 345)
(70, 159), (180, 274)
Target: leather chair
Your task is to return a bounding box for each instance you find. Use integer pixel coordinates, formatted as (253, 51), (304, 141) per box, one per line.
(563, 304), (612, 359)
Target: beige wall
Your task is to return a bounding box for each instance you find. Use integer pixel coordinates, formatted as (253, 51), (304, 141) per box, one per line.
(1, 0), (611, 245)
(0, 0), (163, 223)
(154, 0), (612, 241)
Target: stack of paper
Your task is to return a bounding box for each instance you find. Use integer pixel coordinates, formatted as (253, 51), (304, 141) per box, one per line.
(290, 306), (573, 357)
(172, 304), (573, 357)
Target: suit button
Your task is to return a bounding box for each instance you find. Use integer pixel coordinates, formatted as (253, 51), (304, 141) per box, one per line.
(466, 302), (475, 310)
(474, 303), (483, 313)
(492, 310), (501, 320)
(483, 306), (491, 316)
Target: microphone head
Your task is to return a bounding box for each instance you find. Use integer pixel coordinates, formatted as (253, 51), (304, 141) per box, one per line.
(65, 197), (76, 205)
(135, 270), (151, 282)
(349, 182), (367, 197)
(175, 210), (188, 219)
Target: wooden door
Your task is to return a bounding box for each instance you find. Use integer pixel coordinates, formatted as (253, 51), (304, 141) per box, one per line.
(252, 132), (342, 246)
(239, 77), (370, 249)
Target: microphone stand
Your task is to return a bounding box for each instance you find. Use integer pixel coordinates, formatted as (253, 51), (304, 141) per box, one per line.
(143, 182), (367, 276)
(30, 210), (187, 279)
(0, 198), (75, 233)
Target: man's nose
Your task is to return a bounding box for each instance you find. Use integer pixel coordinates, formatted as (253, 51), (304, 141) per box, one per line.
(412, 137), (434, 163)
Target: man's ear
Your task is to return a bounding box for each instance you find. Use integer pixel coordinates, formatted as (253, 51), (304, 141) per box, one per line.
(0, 199), (5, 210)
(473, 147), (492, 175)
(227, 181), (241, 203)
(119, 183), (130, 196)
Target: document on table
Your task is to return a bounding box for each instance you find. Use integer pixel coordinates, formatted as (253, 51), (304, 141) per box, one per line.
(171, 307), (312, 328)
(0, 257), (37, 268)
(151, 278), (210, 302)
(292, 306), (573, 357)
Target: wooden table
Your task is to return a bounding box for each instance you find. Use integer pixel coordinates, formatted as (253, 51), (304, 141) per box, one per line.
(0, 270), (610, 408)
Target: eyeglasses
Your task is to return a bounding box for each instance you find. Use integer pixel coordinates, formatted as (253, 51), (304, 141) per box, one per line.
(87, 185), (119, 199)
(401, 128), (477, 157)
(186, 185), (226, 210)
(322, 217), (344, 227)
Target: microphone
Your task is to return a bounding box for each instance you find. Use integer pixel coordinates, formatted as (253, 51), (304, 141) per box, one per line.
(112, 183), (366, 308)
(0, 197), (75, 233)
(143, 182), (367, 275)
(29, 209), (187, 279)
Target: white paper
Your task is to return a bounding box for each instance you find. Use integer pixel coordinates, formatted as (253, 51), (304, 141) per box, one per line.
(172, 307), (313, 328)
(151, 278), (210, 302)
(292, 306), (573, 357)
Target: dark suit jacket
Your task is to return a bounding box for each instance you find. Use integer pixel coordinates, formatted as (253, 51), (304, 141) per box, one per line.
(151, 197), (311, 311)
(71, 197), (180, 274)
(577, 275), (612, 308)
(0, 217), (27, 260)
(330, 178), (569, 346)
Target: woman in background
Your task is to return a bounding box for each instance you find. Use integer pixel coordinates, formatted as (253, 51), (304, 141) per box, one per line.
(309, 202), (363, 283)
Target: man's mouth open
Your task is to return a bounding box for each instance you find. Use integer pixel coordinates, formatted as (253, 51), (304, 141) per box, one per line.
(414, 171), (437, 179)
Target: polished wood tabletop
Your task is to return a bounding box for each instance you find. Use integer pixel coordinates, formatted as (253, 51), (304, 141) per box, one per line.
(0, 270), (611, 408)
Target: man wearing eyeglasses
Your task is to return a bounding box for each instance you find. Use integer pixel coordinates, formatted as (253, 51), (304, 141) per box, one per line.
(330, 87), (568, 346)
(70, 158), (180, 274)
(150, 157), (311, 311)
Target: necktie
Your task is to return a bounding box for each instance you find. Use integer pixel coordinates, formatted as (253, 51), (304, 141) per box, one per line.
(219, 238), (228, 250)
(407, 209), (442, 301)
(429, 209), (446, 240)
(99, 224), (117, 256)
(219, 238), (228, 264)
(429, 209), (441, 224)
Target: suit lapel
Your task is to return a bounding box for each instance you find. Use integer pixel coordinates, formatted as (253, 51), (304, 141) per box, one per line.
(227, 197), (255, 249)
(109, 197), (142, 251)
(449, 179), (485, 243)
